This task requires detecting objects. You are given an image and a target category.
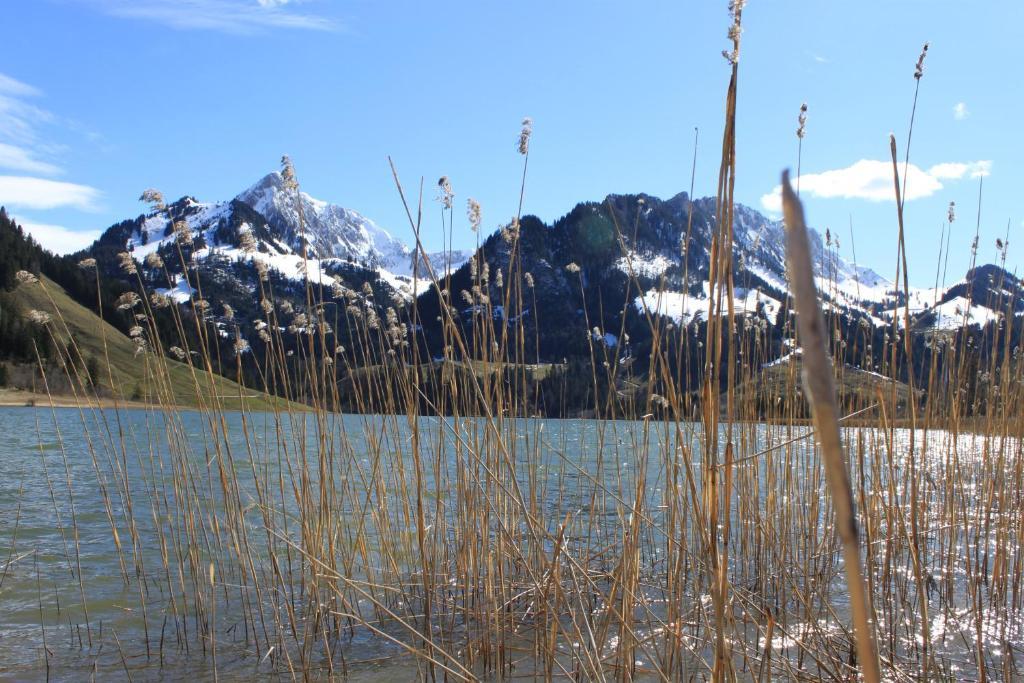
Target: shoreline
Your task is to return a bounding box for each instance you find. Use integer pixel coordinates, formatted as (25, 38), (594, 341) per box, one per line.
(0, 389), (155, 410)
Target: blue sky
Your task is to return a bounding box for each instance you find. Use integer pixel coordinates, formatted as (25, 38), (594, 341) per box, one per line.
(2, 0), (1019, 286)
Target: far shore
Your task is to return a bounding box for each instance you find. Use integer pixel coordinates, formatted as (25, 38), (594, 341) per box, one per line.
(0, 389), (159, 410)
(0, 389), (266, 411)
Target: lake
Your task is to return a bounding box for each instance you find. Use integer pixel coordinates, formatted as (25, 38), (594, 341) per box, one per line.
(0, 406), (1020, 680)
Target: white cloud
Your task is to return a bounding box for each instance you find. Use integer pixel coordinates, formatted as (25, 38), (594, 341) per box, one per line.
(0, 142), (62, 175)
(14, 218), (101, 254)
(953, 102), (969, 120)
(927, 160), (990, 179)
(0, 73), (40, 98)
(0, 71), (66, 179)
(0, 176), (101, 211)
(760, 158), (991, 214)
(83, 0), (336, 33)
(0, 72), (55, 146)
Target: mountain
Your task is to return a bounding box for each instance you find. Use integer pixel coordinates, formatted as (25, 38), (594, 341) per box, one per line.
(105, 171), (472, 304)
(5, 174), (1015, 414)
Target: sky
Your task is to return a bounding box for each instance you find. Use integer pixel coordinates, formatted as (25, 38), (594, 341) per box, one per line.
(1, 0), (1020, 287)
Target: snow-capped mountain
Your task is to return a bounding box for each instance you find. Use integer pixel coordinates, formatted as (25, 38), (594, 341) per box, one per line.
(236, 172), (412, 271)
(90, 178), (1020, 366)
(107, 172), (472, 301)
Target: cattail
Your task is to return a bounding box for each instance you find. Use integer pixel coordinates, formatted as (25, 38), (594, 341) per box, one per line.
(169, 345), (187, 360)
(78, 258), (97, 270)
(139, 188), (165, 211)
(467, 198), (482, 232)
(234, 337), (250, 354)
(797, 103), (808, 139)
(258, 329), (271, 343)
(518, 117), (533, 155)
(193, 299), (210, 313)
(223, 304), (235, 321)
(116, 292), (141, 310)
(128, 325), (144, 338)
(260, 298), (273, 314)
(495, 269), (503, 288)
(437, 176), (454, 210)
(566, 262), (581, 274)
(361, 282), (373, 296)
(280, 300), (294, 315)
(281, 155), (298, 190)
(15, 270), (38, 286)
(914, 42), (929, 80)
(255, 260), (269, 281)
(461, 290), (473, 305)
(117, 252), (137, 275)
(948, 201), (956, 224)
(145, 252), (164, 270)
(28, 309), (51, 325)
(524, 272), (535, 288)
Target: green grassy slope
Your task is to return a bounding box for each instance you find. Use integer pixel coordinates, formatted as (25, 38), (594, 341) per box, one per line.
(14, 276), (287, 411)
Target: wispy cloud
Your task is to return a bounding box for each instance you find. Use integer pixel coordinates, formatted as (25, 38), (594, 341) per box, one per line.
(0, 71), (64, 177)
(0, 176), (101, 211)
(0, 143), (62, 175)
(0, 73), (41, 98)
(0, 72), (55, 147)
(83, 0), (337, 34)
(13, 217), (101, 254)
(953, 102), (970, 120)
(760, 159), (991, 214)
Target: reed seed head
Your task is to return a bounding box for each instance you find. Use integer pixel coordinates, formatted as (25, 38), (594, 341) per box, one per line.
(518, 117), (533, 155)
(15, 270), (38, 286)
(467, 198), (482, 232)
(117, 252), (138, 275)
(281, 155), (298, 191)
(139, 188), (165, 211)
(437, 176), (454, 210)
(28, 309), (51, 325)
(914, 42), (929, 80)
